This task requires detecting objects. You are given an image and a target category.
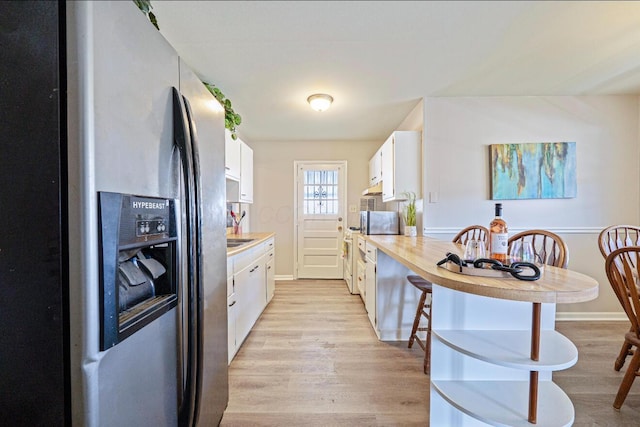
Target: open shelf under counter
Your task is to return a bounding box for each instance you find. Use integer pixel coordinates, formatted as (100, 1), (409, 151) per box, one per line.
(434, 329), (577, 371)
(431, 380), (574, 427)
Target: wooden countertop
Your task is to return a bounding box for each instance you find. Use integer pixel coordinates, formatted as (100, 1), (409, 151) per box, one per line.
(226, 232), (275, 257)
(362, 235), (598, 304)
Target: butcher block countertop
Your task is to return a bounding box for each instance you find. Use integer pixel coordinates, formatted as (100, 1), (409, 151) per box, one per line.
(226, 232), (275, 257)
(362, 235), (598, 304)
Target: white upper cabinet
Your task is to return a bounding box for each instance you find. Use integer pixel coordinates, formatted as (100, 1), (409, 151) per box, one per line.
(380, 131), (421, 202)
(368, 147), (382, 186)
(225, 134), (254, 204)
(239, 139), (253, 203)
(225, 129), (241, 181)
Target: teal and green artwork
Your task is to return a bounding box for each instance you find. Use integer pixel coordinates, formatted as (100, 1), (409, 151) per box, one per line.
(490, 142), (576, 200)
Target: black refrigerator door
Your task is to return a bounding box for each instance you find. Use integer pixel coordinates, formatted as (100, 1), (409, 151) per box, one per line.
(172, 87), (203, 427)
(181, 93), (205, 425)
(0, 1), (69, 425)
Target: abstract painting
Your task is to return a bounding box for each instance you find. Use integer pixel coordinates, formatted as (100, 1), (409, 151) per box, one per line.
(490, 142), (576, 200)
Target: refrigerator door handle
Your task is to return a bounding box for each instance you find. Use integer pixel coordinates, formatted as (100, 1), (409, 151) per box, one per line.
(172, 87), (199, 427)
(181, 93), (205, 425)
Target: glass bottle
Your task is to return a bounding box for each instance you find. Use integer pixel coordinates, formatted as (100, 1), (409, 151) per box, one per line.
(489, 203), (509, 263)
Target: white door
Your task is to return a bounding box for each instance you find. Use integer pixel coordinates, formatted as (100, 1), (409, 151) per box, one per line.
(295, 162), (347, 278)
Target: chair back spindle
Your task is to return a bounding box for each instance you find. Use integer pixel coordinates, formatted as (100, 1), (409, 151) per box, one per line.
(508, 229), (568, 268)
(452, 225), (489, 247)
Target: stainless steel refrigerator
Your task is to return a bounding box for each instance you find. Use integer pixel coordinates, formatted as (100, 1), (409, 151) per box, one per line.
(0, 1), (228, 425)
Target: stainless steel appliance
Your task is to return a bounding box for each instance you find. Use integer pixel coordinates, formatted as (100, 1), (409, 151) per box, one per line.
(343, 228), (360, 294)
(1, 2), (227, 425)
(360, 211), (400, 235)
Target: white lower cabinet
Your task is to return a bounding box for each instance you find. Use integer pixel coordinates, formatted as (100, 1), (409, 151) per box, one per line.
(364, 243), (376, 329)
(361, 244), (423, 341)
(265, 237), (275, 302)
(227, 236), (276, 364)
(234, 253), (265, 352)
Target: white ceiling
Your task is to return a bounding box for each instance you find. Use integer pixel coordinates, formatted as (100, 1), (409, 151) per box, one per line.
(152, 1), (640, 143)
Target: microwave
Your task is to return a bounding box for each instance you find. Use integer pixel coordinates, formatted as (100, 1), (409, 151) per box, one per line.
(360, 211), (399, 235)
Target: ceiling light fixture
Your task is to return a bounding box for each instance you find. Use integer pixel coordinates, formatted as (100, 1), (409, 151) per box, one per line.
(307, 93), (333, 112)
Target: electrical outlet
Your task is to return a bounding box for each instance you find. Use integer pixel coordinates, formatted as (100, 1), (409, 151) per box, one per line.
(349, 204), (357, 213)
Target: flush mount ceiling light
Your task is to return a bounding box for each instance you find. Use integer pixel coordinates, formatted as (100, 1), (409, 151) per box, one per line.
(307, 93), (334, 112)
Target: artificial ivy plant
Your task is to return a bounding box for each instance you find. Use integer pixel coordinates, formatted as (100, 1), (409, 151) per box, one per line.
(134, 0), (242, 140)
(203, 83), (243, 140)
(133, 0), (158, 30)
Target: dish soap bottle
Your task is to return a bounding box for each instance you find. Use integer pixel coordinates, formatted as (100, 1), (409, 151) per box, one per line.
(489, 203), (508, 263)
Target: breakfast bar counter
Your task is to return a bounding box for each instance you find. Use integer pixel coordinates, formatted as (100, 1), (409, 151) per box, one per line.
(360, 235), (599, 426)
(364, 235), (598, 304)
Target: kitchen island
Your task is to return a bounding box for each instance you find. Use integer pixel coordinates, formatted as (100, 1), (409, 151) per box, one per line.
(361, 235), (598, 426)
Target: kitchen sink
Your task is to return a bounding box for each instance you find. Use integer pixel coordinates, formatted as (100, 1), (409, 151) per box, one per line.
(226, 238), (254, 248)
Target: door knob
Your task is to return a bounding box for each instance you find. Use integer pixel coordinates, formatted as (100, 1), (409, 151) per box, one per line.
(338, 217), (343, 222)
(338, 226), (343, 231)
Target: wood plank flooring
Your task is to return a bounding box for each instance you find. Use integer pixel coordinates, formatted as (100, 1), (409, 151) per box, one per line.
(220, 280), (640, 426)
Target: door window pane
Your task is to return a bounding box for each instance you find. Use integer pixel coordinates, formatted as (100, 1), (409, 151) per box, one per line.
(303, 169), (339, 215)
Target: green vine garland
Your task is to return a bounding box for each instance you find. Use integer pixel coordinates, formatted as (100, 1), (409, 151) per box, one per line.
(204, 83), (243, 140)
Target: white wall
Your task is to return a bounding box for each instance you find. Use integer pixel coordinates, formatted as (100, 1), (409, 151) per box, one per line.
(249, 139), (380, 277)
(422, 95), (640, 317)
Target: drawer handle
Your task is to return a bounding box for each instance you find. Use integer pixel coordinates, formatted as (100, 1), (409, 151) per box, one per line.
(250, 265), (259, 273)
(225, 166), (230, 170)
(268, 265), (271, 270)
(228, 300), (236, 307)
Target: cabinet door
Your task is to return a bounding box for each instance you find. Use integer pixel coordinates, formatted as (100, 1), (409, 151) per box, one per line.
(266, 259), (275, 302)
(368, 148), (382, 185)
(240, 140), (253, 203)
(265, 238), (275, 302)
(225, 129), (241, 181)
(365, 258), (376, 328)
(356, 259), (366, 302)
(235, 259), (263, 346)
(227, 291), (236, 364)
(381, 136), (394, 201)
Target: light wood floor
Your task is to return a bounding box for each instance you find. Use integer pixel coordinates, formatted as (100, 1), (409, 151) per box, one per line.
(220, 280), (640, 426)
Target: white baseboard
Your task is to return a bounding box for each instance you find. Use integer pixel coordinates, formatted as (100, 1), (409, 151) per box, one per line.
(556, 312), (627, 321)
(275, 275), (294, 281)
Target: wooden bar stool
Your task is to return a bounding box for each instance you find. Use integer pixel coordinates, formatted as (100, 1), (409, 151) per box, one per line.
(406, 226), (489, 374)
(407, 275), (432, 374)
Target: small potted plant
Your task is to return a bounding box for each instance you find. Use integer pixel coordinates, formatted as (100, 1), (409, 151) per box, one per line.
(402, 191), (417, 237)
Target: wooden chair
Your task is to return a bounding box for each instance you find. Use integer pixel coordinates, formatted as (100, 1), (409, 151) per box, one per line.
(507, 229), (569, 268)
(452, 225), (489, 247)
(598, 225), (640, 371)
(599, 225), (640, 259)
(605, 247), (640, 409)
(407, 225), (489, 374)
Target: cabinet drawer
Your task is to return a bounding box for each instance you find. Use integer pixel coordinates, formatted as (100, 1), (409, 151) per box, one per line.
(365, 242), (377, 263)
(233, 245), (259, 273)
(264, 239), (275, 262)
(357, 237), (366, 253)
